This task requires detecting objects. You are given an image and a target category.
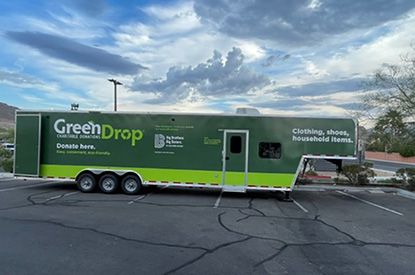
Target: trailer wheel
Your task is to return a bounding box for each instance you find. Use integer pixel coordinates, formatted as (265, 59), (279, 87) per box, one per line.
(99, 174), (119, 194)
(121, 175), (142, 195)
(77, 173), (97, 193)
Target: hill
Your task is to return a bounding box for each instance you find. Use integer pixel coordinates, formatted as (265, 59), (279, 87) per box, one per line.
(0, 102), (18, 129)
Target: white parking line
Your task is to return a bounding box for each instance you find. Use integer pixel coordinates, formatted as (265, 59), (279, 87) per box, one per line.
(127, 186), (169, 204)
(128, 195), (147, 204)
(0, 182), (57, 192)
(292, 198), (309, 213)
(213, 190), (224, 208)
(337, 191), (403, 216)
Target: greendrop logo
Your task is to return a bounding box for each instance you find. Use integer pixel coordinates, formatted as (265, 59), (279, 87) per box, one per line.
(53, 118), (143, 146)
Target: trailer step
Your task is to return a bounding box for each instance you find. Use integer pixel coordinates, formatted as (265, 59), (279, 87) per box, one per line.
(222, 185), (246, 193)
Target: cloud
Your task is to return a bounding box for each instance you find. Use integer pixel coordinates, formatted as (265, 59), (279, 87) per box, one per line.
(63, 0), (107, 17)
(131, 47), (270, 103)
(5, 31), (147, 75)
(0, 69), (42, 85)
(194, 0), (415, 46)
(334, 102), (363, 111)
(253, 98), (311, 110)
(276, 78), (363, 97)
(262, 54), (291, 67)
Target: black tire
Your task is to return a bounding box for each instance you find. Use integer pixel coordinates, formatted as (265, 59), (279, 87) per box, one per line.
(99, 174), (119, 194)
(77, 173), (97, 193)
(121, 175), (142, 195)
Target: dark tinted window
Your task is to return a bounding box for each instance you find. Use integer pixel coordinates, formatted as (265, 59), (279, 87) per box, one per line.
(259, 142), (281, 159)
(230, 136), (242, 154)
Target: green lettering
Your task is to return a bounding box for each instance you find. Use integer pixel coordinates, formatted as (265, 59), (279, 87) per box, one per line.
(101, 124), (113, 139)
(131, 129), (143, 146)
(115, 129), (122, 140)
(121, 129), (131, 140)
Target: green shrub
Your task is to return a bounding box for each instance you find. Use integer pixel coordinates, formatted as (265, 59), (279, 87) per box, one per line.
(1, 158), (13, 173)
(399, 144), (415, 157)
(0, 148), (13, 173)
(341, 163), (375, 185)
(396, 167), (415, 191)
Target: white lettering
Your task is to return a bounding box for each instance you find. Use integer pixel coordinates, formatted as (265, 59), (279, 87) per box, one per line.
(54, 119), (66, 134)
(54, 119), (101, 135)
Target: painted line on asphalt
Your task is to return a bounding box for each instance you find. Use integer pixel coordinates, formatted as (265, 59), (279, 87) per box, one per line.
(396, 192), (415, 201)
(336, 191), (403, 216)
(128, 185), (169, 204)
(128, 195), (147, 204)
(213, 190), (224, 208)
(292, 198), (309, 213)
(0, 182), (57, 192)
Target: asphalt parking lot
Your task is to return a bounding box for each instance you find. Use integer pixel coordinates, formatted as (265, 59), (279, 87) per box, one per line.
(0, 178), (414, 275)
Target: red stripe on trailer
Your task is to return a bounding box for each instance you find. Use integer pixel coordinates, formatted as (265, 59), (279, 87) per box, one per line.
(198, 182), (206, 185)
(340, 155), (348, 157)
(149, 180), (157, 183)
(47, 176), (54, 178)
(248, 185), (256, 187)
(173, 181), (181, 184)
(326, 154), (334, 157)
(161, 181), (169, 183)
(185, 182), (193, 184)
(273, 186), (282, 188)
(70, 177), (75, 179)
(260, 185), (269, 188)
(211, 183), (219, 185)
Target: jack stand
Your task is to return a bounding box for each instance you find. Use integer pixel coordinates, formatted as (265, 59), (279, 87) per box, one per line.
(283, 191), (293, 202)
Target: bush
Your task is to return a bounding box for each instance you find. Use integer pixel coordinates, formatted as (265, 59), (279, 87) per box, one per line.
(395, 167), (415, 190)
(0, 148), (13, 173)
(341, 162), (375, 185)
(399, 144), (415, 157)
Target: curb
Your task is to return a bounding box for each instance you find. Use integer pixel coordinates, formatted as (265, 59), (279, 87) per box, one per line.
(295, 184), (415, 200)
(0, 172), (13, 179)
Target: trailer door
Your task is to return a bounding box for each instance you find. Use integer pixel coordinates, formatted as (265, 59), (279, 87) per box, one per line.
(14, 114), (41, 177)
(222, 130), (249, 192)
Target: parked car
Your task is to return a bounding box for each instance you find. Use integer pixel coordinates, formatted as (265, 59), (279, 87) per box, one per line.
(1, 143), (14, 152)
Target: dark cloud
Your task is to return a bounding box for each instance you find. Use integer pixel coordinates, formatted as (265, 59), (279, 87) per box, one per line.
(0, 69), (42, 85)
(194, 0), (415, 46)
(277, 78), (363, 97)
(132, 47), (270, 103)
(262, 54), (291, 67)
(6, 31), (147, 75)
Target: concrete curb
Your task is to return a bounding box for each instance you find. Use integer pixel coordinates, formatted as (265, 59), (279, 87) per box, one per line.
(295, 184), (415, 200)
(0, 172), (13, 179)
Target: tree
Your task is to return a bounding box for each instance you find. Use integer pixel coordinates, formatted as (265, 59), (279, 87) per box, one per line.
(0, 127), (14, 143)
(366, 109), (406, 152)
(362, 43), (415, 117)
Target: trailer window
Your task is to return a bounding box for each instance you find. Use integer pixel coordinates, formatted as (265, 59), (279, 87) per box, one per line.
(230, 136), (242, 154)
(259, 142), (281, 159)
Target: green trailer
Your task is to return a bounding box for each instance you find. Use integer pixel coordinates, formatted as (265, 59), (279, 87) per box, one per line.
(14, 110), (357, 196)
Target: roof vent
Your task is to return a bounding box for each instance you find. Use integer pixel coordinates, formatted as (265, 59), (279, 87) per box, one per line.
(235, 108), (260, 115)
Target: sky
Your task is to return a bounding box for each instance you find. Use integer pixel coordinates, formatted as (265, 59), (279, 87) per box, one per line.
(1, 0), (415, 120)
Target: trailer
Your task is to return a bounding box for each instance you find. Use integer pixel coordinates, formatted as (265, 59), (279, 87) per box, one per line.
(14, 110), (357, 196)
